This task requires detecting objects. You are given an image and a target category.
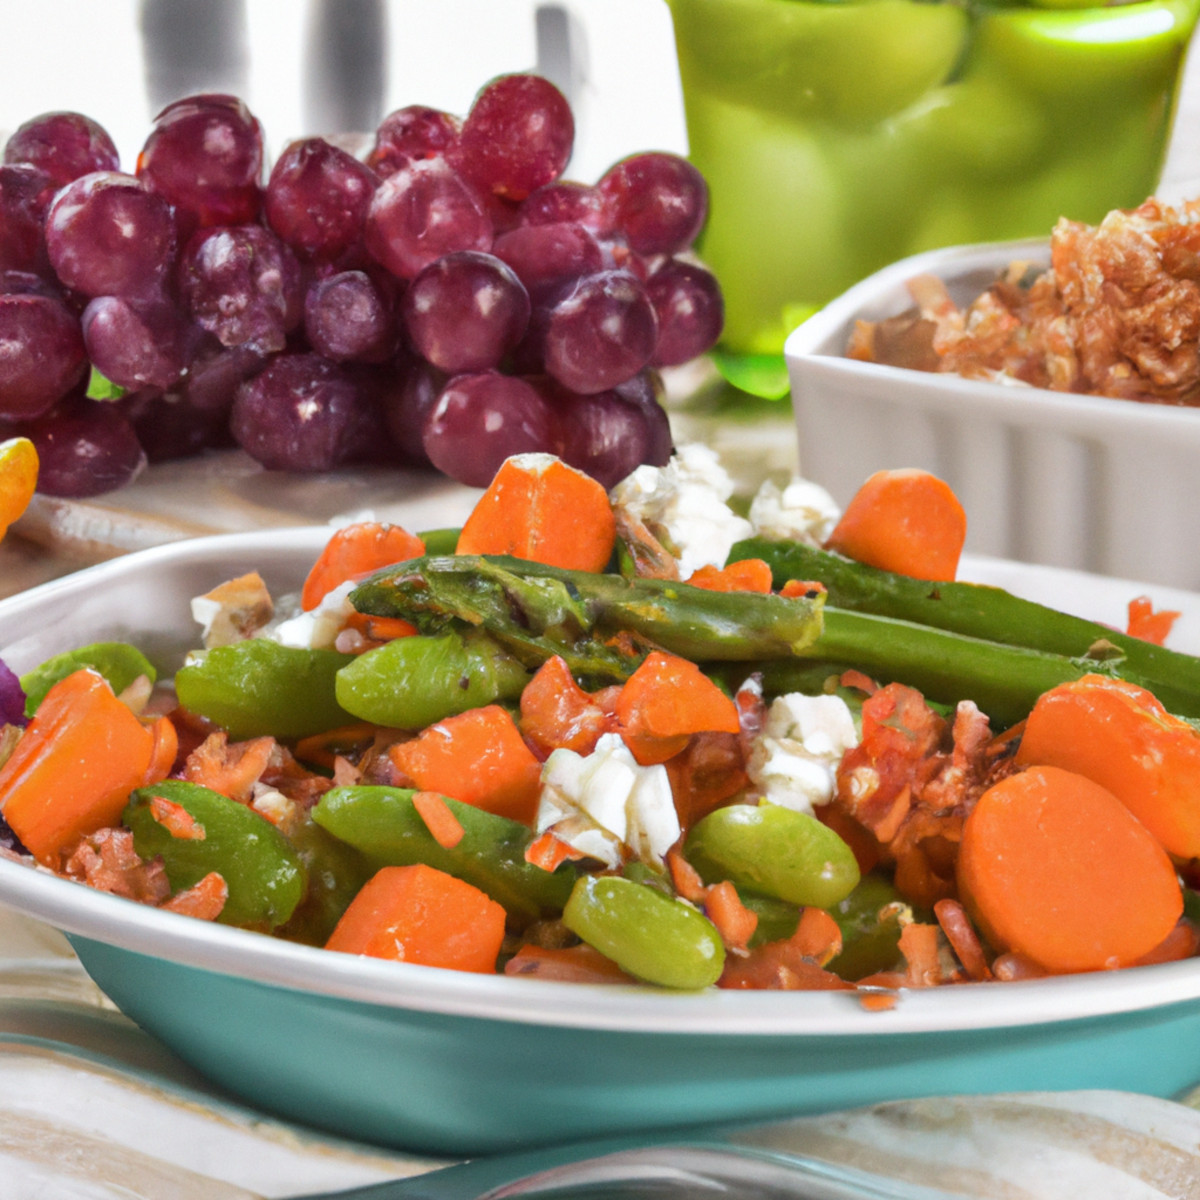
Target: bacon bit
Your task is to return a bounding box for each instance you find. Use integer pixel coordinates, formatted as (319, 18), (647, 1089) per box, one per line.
(332, 754), (363, 788)
(898, 921), (947, 988)
(161, 871), (228, 921)
(933, 898), (992, 981)
(689, 559), (773, 594)
(791, 906), (843, 966)
(991, 952), (1049, 982)
(704, 880), (758, 951)
(503, 943), (635, 984)
(1133, 918), (1200, 966)
(666, 845), (707, 903)
(148, 794), (206, 841)
(524, 830), (586, 872)
(780, 579), (828, 600)
(1127, 595), (1181, 646)
(60, 828), (170, 905)
(184, 731), (276, 803)
(665, 730), (748, 831)
(412, 790), (465, 849)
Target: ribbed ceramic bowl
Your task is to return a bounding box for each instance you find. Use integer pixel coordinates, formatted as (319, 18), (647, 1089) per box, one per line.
(785, 238), (1200, 592)
(4, 530), (1200, 1156)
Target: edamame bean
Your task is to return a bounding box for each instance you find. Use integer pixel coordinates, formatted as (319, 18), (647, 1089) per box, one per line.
(124, 779), (306, 929)
(684, 803), (860, 909)
(563, 875), (725, 990)
(20, 641), (156, 717)
(826, 871), (906, 981)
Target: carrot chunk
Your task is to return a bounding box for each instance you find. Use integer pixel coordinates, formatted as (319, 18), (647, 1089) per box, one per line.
(325, 863), (506, 973)
(825, 468), (966, 581)
(301, 522), (425, 611)
(390, 705), (542, 825)
(456, 453), (616, 573)
(957, 765), (1182, 974)
(616, 651), (740, 766)
(0, 669), (157, 865)
(1016, 674), (1200, 859)
(1126, 595), (1180, 646)
(519, 654), (613, 758)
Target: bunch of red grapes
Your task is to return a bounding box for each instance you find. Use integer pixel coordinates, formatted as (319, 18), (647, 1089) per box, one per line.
(0, 75), (724, 498)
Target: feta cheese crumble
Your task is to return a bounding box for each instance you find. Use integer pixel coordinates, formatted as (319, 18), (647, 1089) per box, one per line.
(747, 692), (859, 814)
(537, 732), (680, 868)
(748, 476), (841, 545)
(611, 443), (753, 579)
(269, 580), (357, 651)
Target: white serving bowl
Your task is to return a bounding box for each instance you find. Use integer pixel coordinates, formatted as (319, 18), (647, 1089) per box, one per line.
(785, 238), (1200, 591)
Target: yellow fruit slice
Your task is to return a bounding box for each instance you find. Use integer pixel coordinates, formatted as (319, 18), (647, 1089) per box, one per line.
(0, 436), (39, 542)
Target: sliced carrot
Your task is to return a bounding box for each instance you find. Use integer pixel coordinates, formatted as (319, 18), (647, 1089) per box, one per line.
(455, 452), (616, 573)
(503, 942), (635, 984)
(1126, 595), (1181, 646)
(519, 654), (613, 759)
(1016, 673), (1200, 859)
(825, 467), (967, 582)
(325, 863), (506, 973)
(301, 522), (425, 611)
(0, 669), (157, 866)
(389, 705), (542, 825)
(616, 651), (740, 766)
(688, 559), (773, 594)
(957, 765), (1182, 974)
(412, 790), (465, 849)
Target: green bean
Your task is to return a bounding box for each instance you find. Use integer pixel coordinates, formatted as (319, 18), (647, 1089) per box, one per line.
(124, 779), (306, 930)
(684, 802), (860, 909)
(563, 874), (725, 990)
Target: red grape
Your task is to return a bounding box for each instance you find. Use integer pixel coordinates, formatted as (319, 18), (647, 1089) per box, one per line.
(231, 352), (372, 471)
(549, 382), (653, 490)
(402, 251), (529, 373)
(518, 180), (609, 234)
(598, 152), (708, 256)
(364, 157), (492, 280)
(368, 106), (461, 178)
(182, 339), (267, 412)
(137, 94), (264, 237)
(122, 389), (234, 462)
(645, 259), (724, 366)
(492, 221), (603, 301)
(0, 293), (87, 419)
(0, 164), (55, 274)
(613, 369), (673, 467)
(265, 138), (379, 264)
(378, 352), (445, 465)
(4, 111), (120, 188)
(543, 269), (658, 394)
(423, 371), (555, 486)
(81, 296), (192, 392)
(305, 270), (396, 364)
(452, 74), (573, 202)
(178, 225), (303, 354)
(45, 172), (177, 300)
(19, 398), (146, 497)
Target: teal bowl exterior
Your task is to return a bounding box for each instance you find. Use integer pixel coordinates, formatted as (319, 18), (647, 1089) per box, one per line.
(68, 933), (1200, 1156)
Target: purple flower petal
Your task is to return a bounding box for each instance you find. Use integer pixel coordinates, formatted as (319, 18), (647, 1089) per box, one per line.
(0, 657), (28, 727)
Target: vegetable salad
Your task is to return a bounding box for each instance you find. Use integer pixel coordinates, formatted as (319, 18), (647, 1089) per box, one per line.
(2, 446), (1198, 998)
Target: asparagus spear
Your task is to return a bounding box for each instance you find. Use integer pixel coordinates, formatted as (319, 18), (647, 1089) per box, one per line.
(729, 536), (1200, 702)
(349, 554), (826, 683)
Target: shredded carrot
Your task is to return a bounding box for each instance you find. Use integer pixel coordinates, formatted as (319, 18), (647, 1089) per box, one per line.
(389, 705), (542, 825)
(524, 830), (585, 871)
(838, 669), (878, 696)
(615, 651), (740, 766)
(412, 790), (465, 849)
(341, 611), (419, 644)
(0, 669), (158, 866)
(688, 559), (773, 594)
(780, 579), (828, 600)
(456, 453), (617, 573)
(301, 522), (425, 611)
(148, 794), (207, 841)
(791, 906), (844, 966)
(1126, 595), (1180, 646)
(957, 765), (1183, 974)
(704, 880), (759, 950)
(325, 863), (506, 973)
(825, 467), (967, 582)
(161, 871), (228, 920)
(666, 845), (708, 903)
(293, 722), (379, 771)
